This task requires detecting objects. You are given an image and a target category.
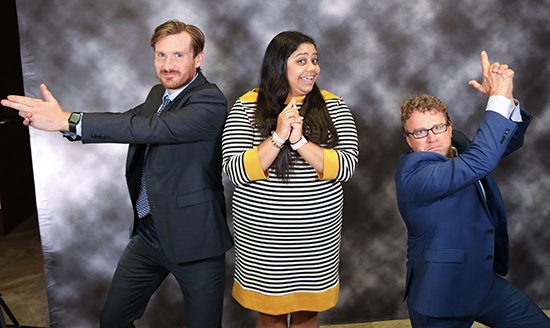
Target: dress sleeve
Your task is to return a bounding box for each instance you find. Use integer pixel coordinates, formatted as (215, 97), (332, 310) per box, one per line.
(323, 97), (358, 182)
(222, 99), (268, 185)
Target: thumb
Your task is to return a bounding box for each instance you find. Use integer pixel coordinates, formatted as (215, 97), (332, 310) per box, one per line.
(468, 80), (482, 92)
(40, 84), (57, 103)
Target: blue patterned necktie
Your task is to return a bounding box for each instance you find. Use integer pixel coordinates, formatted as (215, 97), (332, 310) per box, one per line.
(135, 96), (171, 218)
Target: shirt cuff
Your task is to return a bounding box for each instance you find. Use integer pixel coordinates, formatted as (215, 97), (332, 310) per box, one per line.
(486, 95), (517, 121)
(243, 148), (269, 180)
(76, 113), (83, 136)
(60, 131), (81, 141)
(509, 99), (522, 122)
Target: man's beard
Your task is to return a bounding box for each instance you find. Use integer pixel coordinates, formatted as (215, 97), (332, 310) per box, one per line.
(156, 69), (192, 90)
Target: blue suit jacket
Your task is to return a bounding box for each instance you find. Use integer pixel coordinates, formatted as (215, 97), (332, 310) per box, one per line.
(79, 73), (233, 264)
(395, 109), (531, 317)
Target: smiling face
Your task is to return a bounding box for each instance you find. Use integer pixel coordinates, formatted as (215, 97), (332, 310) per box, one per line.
(406, 109), (453, 157)
(154, 31), (204, 94)
(286, 42), (320, 98)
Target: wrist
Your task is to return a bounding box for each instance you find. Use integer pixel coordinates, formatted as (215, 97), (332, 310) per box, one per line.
(67, 112), (81, 133)
(269, 136), (284, 149)
(291, 136), (308, 150)
(272, 131), (286, 144)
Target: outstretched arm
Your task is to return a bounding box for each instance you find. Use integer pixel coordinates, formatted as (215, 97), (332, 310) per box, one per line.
(1, 84), (70, 132)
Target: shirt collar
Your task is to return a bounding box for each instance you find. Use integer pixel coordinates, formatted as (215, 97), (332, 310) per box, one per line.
(451, 146), (458, 158)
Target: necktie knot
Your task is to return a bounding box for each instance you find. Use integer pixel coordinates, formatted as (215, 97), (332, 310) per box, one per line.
(157, 96), (171, 116)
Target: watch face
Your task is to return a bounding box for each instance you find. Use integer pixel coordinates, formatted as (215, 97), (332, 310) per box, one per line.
(69, 113), (81, 123)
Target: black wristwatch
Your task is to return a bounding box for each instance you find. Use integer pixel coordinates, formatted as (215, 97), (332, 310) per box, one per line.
(68, 112), (82, 133)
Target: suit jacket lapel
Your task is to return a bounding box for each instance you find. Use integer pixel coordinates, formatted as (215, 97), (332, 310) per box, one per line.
(476, 177), (493, 223)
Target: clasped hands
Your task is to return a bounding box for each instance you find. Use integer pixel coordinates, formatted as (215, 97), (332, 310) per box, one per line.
(275, 97), (303, 145)
(469, 51), (515, 105)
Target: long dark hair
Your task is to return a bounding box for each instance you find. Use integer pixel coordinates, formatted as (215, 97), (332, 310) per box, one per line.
(255, 31), (338, 181)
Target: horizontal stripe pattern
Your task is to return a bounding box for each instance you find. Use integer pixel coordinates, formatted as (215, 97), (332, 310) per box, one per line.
(222, 91), (358, 309)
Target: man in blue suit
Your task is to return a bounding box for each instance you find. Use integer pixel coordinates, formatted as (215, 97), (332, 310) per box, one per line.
(395, 52), (550, 328)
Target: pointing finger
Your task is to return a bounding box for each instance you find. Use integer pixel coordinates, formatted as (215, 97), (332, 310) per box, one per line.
(480, 51), (490, 73)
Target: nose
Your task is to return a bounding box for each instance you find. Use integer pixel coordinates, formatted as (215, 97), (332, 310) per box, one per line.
(426, 130), (437, 142)
(164, 56), (173, 69)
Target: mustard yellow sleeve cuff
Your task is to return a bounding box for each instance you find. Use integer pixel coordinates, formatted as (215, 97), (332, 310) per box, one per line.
(318, 149), (339, 180)
(244, 148), (269, 180)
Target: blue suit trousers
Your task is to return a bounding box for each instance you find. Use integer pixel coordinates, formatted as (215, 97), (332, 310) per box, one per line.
(408, 272), (550, 328)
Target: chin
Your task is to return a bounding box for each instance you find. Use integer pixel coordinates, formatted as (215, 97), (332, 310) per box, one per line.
(162, 79), (187, 90)
(299, 87), (314, 96)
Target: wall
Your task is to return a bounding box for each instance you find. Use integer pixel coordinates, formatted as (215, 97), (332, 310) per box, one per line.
(15, 0), (550, 326)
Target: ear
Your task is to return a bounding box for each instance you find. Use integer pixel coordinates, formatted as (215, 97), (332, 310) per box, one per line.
(448, 125), (453, 137)
(406, 135), (413, 149)
(194, 51), (204, 68)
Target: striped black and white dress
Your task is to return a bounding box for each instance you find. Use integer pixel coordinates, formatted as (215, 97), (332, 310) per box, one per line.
(222, 89), (358, 315)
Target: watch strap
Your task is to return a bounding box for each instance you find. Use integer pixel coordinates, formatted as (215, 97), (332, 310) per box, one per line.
(68, 112), (81, 133)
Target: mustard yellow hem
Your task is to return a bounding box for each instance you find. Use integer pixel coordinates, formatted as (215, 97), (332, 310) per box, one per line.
(244, 148), (269, 180)
(317, 149), (339, 180)
(232, 280), (339, 315)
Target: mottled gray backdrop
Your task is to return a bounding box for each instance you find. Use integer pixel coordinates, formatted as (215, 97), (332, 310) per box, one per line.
(15, 0), (550, 327)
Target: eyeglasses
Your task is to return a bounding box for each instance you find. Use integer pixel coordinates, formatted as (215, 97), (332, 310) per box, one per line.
(408, 123), (449, 139)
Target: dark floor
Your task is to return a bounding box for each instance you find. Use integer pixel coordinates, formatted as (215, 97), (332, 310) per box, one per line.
(1, 215), (548, 328)
(0, 213), (49, 327)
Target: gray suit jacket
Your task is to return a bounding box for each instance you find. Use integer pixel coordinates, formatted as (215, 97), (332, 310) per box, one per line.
(80, 73), (233, 263)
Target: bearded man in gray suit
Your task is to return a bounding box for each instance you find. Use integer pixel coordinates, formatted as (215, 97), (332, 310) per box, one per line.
(2, 20), (233, 328)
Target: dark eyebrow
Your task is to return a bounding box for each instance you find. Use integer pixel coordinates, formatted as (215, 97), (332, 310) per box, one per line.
(293, 52), (318, 58)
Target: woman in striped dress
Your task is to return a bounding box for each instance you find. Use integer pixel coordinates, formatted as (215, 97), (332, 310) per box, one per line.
(222, 31), (358, 327)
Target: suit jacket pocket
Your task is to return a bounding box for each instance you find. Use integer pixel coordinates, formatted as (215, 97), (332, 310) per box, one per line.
(176, 188), (215, 208)
(424, 248), (465, 263)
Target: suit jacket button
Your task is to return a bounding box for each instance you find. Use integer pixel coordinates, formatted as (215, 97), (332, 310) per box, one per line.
(486, 255), (493, 260)
(487, 229), (494, 234)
